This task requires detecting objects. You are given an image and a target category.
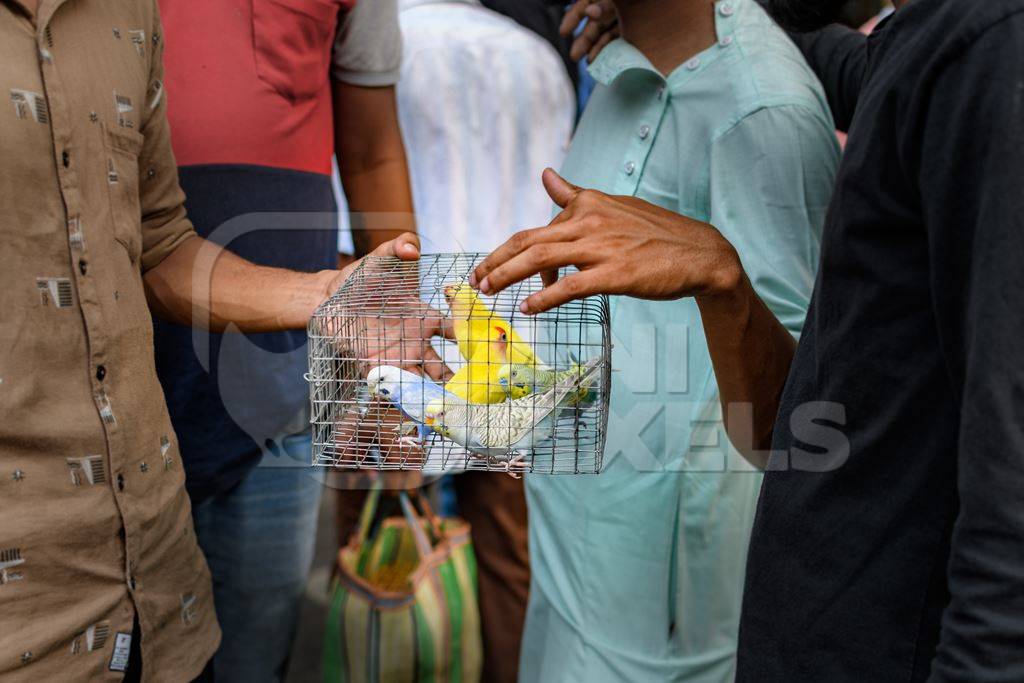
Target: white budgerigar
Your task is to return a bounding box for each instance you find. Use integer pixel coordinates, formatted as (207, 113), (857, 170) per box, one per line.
(423, 358), (601, 466)
(365, 365), (461, 443)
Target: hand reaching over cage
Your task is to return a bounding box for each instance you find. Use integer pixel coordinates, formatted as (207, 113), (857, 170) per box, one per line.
(469, 169), (743, 314)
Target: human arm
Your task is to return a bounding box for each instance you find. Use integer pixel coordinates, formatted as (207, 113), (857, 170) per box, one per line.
(919, 16), (1024, 681)
(331, 0), (415, 259)
(469, 170), (790, 464)
(333, 83), (415, 257)
(472, 104), (837, 463)
(143, 233), (420, 333)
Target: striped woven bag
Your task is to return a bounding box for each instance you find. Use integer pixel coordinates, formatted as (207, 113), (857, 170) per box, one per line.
(324, 485), (482, 682)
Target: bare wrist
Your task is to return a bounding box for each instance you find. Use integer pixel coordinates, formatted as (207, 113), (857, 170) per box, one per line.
(701, 239), (745, 299)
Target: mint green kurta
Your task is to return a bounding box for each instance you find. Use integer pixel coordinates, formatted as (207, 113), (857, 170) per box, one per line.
(519, 2), (840, 681)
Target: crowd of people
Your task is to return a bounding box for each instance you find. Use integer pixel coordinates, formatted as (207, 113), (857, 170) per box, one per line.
(2, 0), (1022, 681)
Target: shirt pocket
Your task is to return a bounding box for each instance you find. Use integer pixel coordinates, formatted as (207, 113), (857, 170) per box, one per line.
(104, 125), (145, 265)
(251, 0), (340, 101)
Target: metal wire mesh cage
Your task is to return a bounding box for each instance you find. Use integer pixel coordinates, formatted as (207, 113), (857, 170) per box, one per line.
(307, 254), (612, 475)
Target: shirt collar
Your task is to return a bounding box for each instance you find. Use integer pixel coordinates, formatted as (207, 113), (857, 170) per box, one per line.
(587, 0), (742, 86)
(587, 38), (662, 87)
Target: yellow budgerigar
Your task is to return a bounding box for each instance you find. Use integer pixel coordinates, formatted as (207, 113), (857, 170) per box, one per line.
(443, 281), (545, 367)
(444, 322), (511, 404)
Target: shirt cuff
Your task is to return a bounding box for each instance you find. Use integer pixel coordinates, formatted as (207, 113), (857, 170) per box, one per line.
(331, 65), (402, 88)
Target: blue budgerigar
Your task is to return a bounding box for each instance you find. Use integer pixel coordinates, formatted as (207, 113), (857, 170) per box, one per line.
(365, 365), (460, 444)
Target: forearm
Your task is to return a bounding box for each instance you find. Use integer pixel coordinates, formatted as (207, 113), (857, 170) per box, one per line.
(143, 235), (334, 333)
(333, 82), (416, 256)
(697, 273), (797, 468)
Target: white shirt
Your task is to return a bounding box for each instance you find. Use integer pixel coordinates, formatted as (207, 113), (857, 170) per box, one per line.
(395, 0), (575, 253)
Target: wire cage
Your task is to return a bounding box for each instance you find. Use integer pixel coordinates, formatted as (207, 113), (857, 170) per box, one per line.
(307, 254), (612, 476)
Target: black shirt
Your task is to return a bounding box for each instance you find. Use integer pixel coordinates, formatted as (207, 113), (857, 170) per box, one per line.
(738, 1), (1024, 681)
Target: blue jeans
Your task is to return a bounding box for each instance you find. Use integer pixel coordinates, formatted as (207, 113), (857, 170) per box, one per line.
(192, 432), (323, 683)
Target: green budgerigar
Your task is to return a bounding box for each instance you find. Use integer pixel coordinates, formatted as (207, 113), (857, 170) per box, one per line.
(496, 359), (597, 405)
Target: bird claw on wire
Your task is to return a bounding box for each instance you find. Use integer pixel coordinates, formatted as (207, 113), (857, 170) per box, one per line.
(501, 453), (527, 480)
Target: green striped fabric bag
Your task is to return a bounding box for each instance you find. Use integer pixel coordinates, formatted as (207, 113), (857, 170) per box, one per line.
(324, 485), (482, 683)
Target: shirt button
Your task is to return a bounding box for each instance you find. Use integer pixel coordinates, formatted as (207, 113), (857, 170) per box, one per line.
(657, 86), (666, 100)
(96, 365), (107, 381)
(719, 2), (735, 16)
(639, 125), (651, 140)
(61, 150), (70, 168)
(686, 57), (701, 70)
(78, 259), (88, 275)
(624, 161), (636, 176)
(720, 35), (734, 47)
(117, 473), (125, 491)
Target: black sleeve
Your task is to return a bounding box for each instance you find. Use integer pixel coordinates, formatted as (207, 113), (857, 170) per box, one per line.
(788, 25), (867, 131)
(918, 13), (1024, 682)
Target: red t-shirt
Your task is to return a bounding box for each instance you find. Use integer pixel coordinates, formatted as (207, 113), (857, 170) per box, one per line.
(159, 0), (356, 175)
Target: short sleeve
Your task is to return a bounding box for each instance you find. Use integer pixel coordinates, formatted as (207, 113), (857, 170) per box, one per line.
(138, 0), (196, 272)
(332, 0), (403, 86)
(709, 105), (840, 336)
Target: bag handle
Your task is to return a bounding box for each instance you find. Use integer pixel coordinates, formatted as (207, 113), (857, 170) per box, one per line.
(353, 479), (385, 547)
(410, 489), (445, 541)
(399, 492), (434, 558)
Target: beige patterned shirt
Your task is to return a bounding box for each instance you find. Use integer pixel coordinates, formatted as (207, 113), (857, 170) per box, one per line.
(0, 0), (219, 679)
